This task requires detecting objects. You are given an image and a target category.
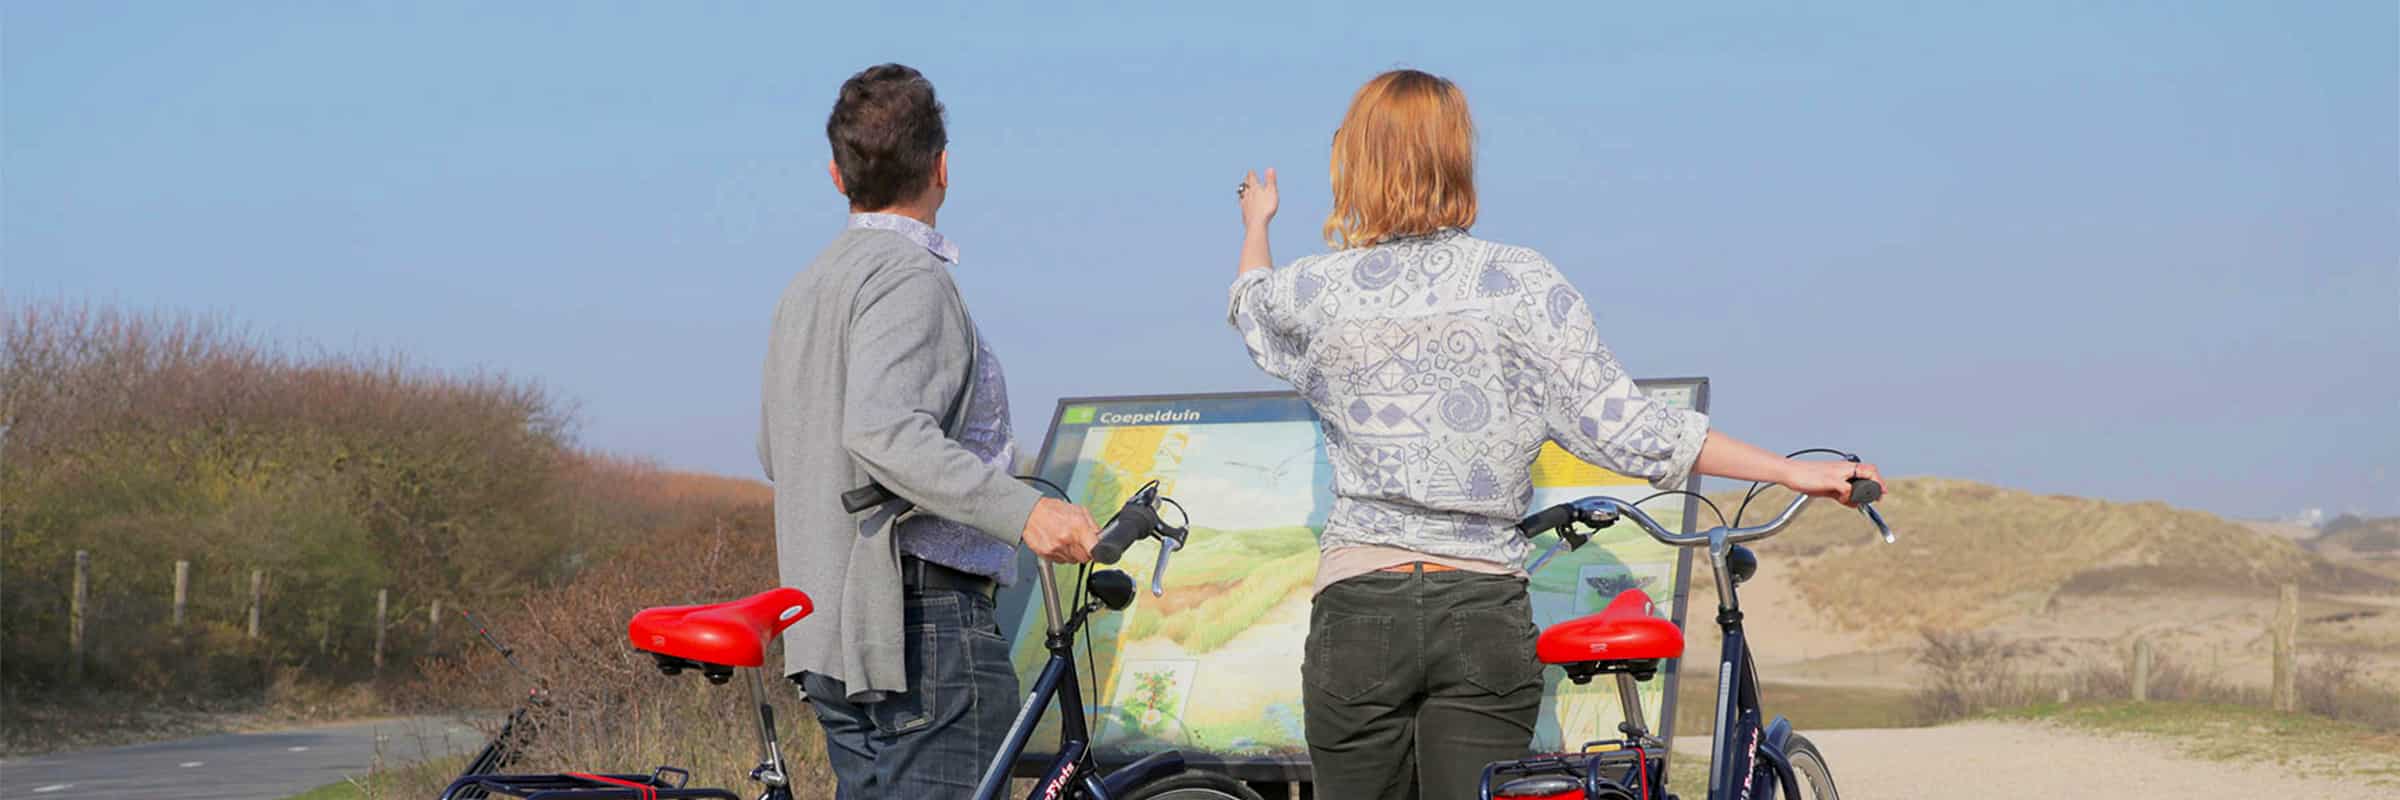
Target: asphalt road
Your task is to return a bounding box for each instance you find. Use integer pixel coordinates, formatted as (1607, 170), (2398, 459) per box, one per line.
(0, 716), (489, 799)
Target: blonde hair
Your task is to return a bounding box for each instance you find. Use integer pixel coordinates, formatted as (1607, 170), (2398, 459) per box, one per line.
(1323, 70), (1478, 249)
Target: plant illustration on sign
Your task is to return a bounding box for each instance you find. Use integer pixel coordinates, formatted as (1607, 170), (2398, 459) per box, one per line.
(1125, 669), (1182, 734)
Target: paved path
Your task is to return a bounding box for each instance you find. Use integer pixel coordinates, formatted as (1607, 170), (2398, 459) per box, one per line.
(0, 716), (488, 799)
(1675, 722), (2395, 799)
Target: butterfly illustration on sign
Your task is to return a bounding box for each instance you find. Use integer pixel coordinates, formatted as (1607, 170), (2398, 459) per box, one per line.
(1225, 443), (1322, 484)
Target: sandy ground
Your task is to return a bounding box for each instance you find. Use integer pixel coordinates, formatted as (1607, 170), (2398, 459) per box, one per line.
(1716, 721), (2398, 800)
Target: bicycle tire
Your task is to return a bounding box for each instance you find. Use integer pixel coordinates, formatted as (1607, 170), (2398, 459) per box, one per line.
(1120, 770), (1268, 800)
(1782, 734), (1840, 800)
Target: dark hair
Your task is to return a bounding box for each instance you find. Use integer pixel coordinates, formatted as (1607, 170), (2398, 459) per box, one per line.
(825, 63), (948, 210)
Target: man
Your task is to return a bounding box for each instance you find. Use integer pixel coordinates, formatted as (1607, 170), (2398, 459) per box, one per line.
(759, 63), (1100, 798)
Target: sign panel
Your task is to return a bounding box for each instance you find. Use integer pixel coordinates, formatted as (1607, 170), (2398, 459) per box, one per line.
(1002, 380), (1708, 780)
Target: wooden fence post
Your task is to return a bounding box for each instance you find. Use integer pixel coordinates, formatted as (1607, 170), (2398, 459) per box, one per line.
(247, 569), (264, 639)
(70, 550), (90, 682)
(427, 598), (443, 649)
(373, 588), (388, 672)
(172, 560), (190, 627)
(2131, 637), (2152, 703)
(2272, 583), (2298, 712)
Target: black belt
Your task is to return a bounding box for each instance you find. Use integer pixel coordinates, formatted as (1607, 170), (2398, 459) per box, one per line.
(901, 556), (996, 600)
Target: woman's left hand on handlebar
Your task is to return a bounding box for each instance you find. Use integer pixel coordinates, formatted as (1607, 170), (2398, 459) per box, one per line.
(1782, 460), (1883, 507)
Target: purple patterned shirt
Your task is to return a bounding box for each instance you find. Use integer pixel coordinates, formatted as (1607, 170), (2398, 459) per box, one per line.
(849, 213), (1020, 585)
(1228, 230), (1710, 566)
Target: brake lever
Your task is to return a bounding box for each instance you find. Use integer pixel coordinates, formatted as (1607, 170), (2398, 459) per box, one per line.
(1149, 536), (1183, 597)
(1861, 503), (1895, 543)
(1524, 524), (1587, 573)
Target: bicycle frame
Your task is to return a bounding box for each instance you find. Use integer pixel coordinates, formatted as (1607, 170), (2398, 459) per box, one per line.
(971, 571), (1187, 799)
(1700, 543), (1807, 800)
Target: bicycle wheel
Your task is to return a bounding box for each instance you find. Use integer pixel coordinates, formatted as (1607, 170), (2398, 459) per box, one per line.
(1121, 770), (1268, 800)
(1782, 734), (1840, 800)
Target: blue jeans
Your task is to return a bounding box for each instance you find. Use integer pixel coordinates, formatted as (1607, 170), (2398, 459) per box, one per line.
(798, 586), (1021, 800)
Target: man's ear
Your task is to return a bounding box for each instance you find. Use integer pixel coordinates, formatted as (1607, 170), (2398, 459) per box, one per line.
(827, 159), (846, 197)
(935, 151), (949, 192)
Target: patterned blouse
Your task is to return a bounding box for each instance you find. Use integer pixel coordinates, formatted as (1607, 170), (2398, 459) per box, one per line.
(1227, 230), (1710, 566)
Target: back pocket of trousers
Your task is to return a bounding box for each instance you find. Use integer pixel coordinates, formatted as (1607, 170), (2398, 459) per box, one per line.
(1304, 610), (1393, 702)
(1453, 608), (1539, 695)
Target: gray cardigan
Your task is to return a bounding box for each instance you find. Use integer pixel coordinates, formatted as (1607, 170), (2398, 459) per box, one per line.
(758, 228), (1043, 699)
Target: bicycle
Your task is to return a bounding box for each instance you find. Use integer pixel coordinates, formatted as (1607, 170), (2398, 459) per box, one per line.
(437, 582), (812, 800)
(1482, 453), (1893, 800)
(438, 480), (1260, 800)
(968, 480), (1264, 800)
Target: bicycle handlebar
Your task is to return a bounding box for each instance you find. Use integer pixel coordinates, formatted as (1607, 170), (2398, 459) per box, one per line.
(1093, 503), (1155, 564)
(1847, 477), (1883, 505)
(1517, 476), (1893, 550)
(1091, 482), (1189, 597)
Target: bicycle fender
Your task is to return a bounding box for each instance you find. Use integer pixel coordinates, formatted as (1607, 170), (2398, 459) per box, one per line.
(1100, 751), (1188, 798)
(1753, 718), (1803, 800)
(1763, 715), (1794, 753)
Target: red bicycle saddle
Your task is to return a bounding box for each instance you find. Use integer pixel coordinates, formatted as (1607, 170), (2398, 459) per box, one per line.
(626, 587), (813, 669)
(1536, 589), (1683, 664)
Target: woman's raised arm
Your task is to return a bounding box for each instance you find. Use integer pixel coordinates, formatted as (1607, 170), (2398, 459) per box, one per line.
(1237, 168), (1279, 275)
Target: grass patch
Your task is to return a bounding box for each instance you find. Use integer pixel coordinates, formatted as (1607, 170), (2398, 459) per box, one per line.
(1666, 749), (1711, 797)
(280, 755), (464, 799)
(1673, 681), (1921, 736)
(284, 781), (364, 800)
(2003, 701), (2400, 784)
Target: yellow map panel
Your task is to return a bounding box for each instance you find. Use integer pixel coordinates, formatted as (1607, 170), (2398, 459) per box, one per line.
(1531, 442), (1647, 489)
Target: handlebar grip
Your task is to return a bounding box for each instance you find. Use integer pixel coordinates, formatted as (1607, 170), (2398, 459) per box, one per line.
(1847, 478), (1883, 505)
(1092, 503), (1159, 565)
(1516, 504), (1577, 539)
(842, 483), (911, 515)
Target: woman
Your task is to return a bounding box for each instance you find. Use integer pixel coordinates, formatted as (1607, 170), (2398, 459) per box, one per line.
(1228, 69), (1881, 800)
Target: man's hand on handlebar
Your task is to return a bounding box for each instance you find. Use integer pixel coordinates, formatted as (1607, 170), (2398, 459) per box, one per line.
(1023, 497), (1099, 563)
(1783, 460), (1883, 507)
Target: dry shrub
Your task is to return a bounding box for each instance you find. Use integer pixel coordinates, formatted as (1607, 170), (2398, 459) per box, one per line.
(2063, 643), (2250, 705)
(394, 508), (836, 799)
(1911, 629), (2037, 722)
(0, 300), (768, 709)
(2297, 653), (2400, 732)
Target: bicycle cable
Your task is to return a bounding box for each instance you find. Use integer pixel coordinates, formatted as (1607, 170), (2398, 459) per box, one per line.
(1074, 561), (1098, 711)
(1628, 488), (1730, 530)
(1017, 475), (1070, 499)
(1157, 495), (1190, 529)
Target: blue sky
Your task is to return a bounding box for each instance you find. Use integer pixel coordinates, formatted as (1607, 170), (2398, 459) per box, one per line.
(7, 2), (2394, 519)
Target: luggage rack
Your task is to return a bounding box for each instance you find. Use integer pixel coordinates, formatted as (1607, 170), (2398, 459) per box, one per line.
(439, 767), (740, 800)
(1483, 743), (1663, 800)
